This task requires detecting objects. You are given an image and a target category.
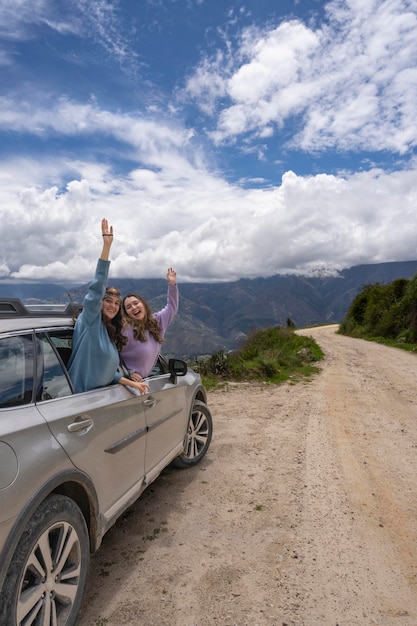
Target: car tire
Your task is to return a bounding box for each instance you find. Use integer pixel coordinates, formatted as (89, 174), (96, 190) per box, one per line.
(173, 400), (213, 468)
(0, 494), (89, 626)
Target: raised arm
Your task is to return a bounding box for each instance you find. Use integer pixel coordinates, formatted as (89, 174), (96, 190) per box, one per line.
(100, 218), (114, 261)
(78, 218), (114, 324)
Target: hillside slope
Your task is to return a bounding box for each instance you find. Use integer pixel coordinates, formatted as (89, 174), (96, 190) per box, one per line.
(2, 260), (417, 356)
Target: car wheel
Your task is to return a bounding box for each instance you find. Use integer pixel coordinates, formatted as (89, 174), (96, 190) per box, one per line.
(0, 494), (89, 626)
(174, 400), (213, 468)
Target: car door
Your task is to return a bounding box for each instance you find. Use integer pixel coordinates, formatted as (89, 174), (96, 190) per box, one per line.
(35, 330), (148, 519)
(142, 361), (190, 481)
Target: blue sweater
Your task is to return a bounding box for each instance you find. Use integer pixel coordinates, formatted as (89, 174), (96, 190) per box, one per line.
(68, 258), (122, 393)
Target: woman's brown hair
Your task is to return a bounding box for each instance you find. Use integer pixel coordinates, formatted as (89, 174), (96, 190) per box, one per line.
(122, 293), (163, 344)
(103, 309), (127, 352)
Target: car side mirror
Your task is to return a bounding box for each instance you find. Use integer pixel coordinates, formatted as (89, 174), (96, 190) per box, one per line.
(168, 358), (188, 384)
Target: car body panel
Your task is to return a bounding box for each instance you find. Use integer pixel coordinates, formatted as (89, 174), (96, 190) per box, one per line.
(0, 404), (74, 522)
(143, 373), (189, 475)
(0, 299), (213, 621)
(37, 386), (148, 516)
(1, 316), (75, 334)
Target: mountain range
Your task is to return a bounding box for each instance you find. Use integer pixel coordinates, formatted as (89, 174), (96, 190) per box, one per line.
(2, 260), (417, 358)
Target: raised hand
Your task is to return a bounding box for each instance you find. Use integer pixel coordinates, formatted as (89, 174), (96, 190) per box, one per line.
(167, 267), (176, 285)
(101, 218), (113, 239)
(100, 218), (114, 261)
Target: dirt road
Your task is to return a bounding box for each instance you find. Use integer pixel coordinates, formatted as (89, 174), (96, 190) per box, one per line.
(78, 325), (417, 626)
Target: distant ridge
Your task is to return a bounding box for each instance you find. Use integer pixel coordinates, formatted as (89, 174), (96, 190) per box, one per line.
(2, 260), (417, 357)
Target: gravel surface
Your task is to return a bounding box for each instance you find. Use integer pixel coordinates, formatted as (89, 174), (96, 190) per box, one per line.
(78, 325), (417, 626)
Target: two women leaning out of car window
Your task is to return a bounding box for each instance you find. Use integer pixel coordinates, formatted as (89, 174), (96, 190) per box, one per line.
(67, 218), (149, 395)
(119, 267), (179, 382)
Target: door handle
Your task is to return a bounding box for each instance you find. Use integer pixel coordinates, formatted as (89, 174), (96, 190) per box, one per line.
(68, 417), (94, 433)
(144, 397), (157, 408)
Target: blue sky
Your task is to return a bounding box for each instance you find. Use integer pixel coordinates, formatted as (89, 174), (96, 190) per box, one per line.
(1, 0), (416, 283)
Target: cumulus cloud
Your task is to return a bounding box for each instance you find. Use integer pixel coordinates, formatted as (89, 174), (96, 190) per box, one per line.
(3, 154), (417, 282)
(185, 0), (417, 154)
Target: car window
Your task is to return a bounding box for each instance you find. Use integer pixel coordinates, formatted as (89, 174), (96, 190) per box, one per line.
(148, 356), (169, 378)
(0, 334), (34, 408)
(48, 331), (73, 368)
(37, 334), (73, 401)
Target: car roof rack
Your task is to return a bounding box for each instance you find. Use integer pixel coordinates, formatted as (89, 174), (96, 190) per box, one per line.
(0, 298), (82, 318)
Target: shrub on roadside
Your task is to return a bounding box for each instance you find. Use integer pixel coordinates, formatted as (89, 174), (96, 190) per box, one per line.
(339, 273), (417, 346)
(196, 325), (323, 386)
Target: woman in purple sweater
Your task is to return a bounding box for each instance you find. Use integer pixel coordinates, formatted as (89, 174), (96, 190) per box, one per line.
(120, 268), (179, 380)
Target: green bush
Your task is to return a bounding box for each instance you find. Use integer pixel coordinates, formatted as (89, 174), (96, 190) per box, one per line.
(339, 272), (417, 345)
(197, 325), (323, 386)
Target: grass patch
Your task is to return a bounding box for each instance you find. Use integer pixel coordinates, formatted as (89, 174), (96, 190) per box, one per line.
(194, 326), (323, 388)
(345, 333), (417, 353)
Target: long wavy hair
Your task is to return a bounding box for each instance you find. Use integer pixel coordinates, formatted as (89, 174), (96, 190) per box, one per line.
(103, 310), (127, 352)
(122, 293), (163, 344)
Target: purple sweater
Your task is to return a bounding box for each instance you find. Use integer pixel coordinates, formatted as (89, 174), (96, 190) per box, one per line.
(121, 284), (179, 378)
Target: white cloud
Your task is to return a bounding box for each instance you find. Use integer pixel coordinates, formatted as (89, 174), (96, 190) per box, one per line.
(0, 260), (10, 278)
(0, 97), (197, 174)
(3, 154), (417, 283)
(0, 0), (79, 39)
(70, 0), (138, 66)
(185, 0), (417, 154)
(0, 0), (137, 69)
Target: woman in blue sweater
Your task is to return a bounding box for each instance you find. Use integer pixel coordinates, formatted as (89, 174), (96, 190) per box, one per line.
(67, 218), (149, 395)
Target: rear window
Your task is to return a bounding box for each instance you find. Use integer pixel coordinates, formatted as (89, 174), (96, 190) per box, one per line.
(36, 333), (73, 400)
(0, 334), (34, 408)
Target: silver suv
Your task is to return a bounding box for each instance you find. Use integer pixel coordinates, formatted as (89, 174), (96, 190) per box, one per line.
(0, 298), (213, 626)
